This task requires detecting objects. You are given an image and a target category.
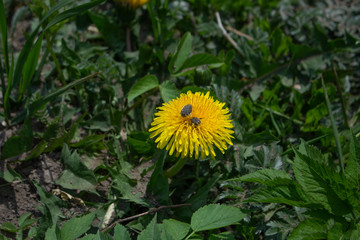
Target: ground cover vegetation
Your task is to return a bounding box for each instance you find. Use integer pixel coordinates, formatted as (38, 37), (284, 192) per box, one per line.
(0, 0), (360, 239)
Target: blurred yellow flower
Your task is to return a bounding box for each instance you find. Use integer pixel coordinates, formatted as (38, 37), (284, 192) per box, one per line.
(149, 91), (234, 159)
(115, 0), (150, 8)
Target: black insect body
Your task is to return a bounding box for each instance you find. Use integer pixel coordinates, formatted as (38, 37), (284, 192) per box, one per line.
(181, 104), (193, 117)
(191, 117), (201, 126)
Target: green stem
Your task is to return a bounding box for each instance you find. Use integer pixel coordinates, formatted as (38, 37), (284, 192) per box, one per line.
(321, 75), (344, 174)
(184, 231), (196, 240)
(45, 33), (66, 85)
(163, 157), (188, 178)
(147, 2), (159, 43)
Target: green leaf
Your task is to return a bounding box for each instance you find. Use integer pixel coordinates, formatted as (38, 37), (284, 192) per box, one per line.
(190, 204), (245, 232)
(11, 0), (74, 91)
(128, 132), (154, 155)
(127, 75), (159, 102)
(243, 130), (279, 145)
(56, 144), (97, 191)
(45, 113), (86, 152)
(247, 185), (319, 208)
(1, 222), (17, 233)
(45, 224), (60, 240)
(87, 11), (124, 51)
(70, 135), (105, 150)
(19, 34), (43, 100)
(0, 0), (9, 74)
(146, 151), (169, 205)
(160, 81), (179, 103)
(346, 133), (360, 185)
(1, 116), (33, 159)
(163, 219), (190, 240)
(288, 219), (327, 240)
(0, 165), (21, 182)
(44, 0), (105, 31)
(114, 224), (130, 240)
(137, 215), (161, 240)
(293, 143), (353, 216)
(178, 173), (222, 220)
(60, 212), (95, 240)
(271, 27), (290, 59)
(169, 32), (192, 73)
(18, 213), (32, 228)
(112, 174), (149, 207)
(13, 72), (98, 125)
(174, 53), (223, 75)
(33, 181), (65, 225)
(235, 168), (293, 186)
(180, 86), (208, 95)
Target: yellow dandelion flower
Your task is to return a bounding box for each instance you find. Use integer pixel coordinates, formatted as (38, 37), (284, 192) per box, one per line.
(115, 0), (150, 8)
(149, 91), (234, 159)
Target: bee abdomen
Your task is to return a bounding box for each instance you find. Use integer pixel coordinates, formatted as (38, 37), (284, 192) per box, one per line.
(191, 117), (201, 126)
(181, 104), (192, 117)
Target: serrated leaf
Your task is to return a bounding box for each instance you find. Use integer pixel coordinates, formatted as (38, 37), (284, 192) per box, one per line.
(128, 75), (159, 102)
(160, 81), (179, 103)
(169, 32), (192, 73)
(248, 185), (320, 208)
(346, 133), (360, 185)
(293, 143), (353, 216)
(114, 224), (130, 240)
(60, 212), (95, 240)
(137, 215), (160, 240)
(190, 204), (245, 232)
(111, 174), (149, 207)
(288, 219), (327, 240)
(163, 219), (190, 240)
(236, 168), (293, 186)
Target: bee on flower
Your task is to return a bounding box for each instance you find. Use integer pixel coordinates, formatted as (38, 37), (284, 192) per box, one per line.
(149, 91), (234, 159)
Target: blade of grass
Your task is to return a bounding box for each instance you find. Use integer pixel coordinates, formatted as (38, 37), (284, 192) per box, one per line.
(12, 0), (104, 97)
(12, 72), (101, 125)
(0, 0), (10, 74)
(321, 75), (344, 173)
(44, 0), (105, 31)
(18, 34), (43, 100)
(269, 111), (281, 136)
(254, 103), (303, 125)
(281, 133), (331, 156)
(11, 0), (74, 89)
(332, 60), (349, 129)
(4, 57), (15, 124)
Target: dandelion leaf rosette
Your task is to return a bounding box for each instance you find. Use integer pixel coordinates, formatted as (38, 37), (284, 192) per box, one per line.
(149, 91), (234, 159)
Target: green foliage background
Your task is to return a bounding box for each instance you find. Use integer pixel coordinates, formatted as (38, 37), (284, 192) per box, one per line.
(0, 0), (359, 239)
